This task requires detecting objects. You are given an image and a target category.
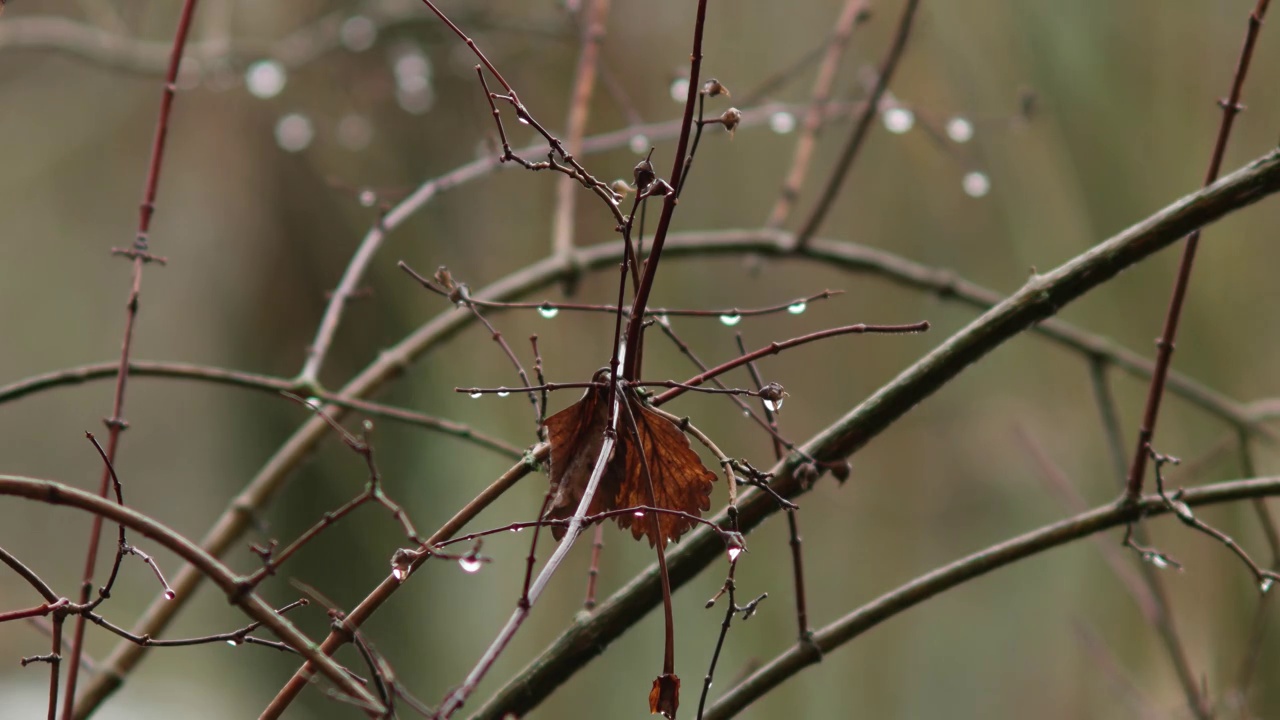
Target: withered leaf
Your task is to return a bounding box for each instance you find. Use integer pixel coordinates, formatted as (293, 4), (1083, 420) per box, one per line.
(648, 673), (680, 718)
(545, 380), (715, 547)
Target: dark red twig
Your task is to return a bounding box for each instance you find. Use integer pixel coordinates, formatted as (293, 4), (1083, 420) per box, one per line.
(1124, 0), (1271, 500)
(62, 2), (200, 715)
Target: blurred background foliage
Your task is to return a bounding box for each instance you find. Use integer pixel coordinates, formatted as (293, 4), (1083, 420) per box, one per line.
(2, 0), (1280, 718)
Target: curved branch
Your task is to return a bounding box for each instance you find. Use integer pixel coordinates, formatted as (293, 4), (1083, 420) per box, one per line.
(0, 475), (383, 713)
(702, 475), (1280, 719)
(470, 147), (1280, 719)
(0, 360), (522, 459)
(75, 146), (1280, 716)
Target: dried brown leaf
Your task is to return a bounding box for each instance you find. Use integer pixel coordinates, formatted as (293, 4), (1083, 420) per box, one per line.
(545, 381), (716, 546)
(648, 673), (680, 718)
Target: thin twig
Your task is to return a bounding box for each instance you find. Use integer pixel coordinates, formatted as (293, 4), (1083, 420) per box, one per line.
(766, 0), (869, 229)
(551, 0), (611, 259)
(63, 2), (199, 714)
(0, 475), (383, 712)
(0, 361), (522, 459)
(76, 148), (1280, 717)
(1124, 0), (1272, 499)
(794, 0), (922, 248)
(702, 477), (1280, 720)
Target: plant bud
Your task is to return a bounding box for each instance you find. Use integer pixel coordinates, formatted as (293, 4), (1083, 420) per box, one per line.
(702, 78), (731, 98)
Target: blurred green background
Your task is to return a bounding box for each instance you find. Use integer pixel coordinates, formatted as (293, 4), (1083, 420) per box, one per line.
(2, 0), (1280, 717)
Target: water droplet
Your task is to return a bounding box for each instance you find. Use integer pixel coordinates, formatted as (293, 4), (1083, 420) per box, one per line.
(763, 397), (783, 412)
(882, 107), (915, 134)
(397, 86), (435, 115)
(1262, 578), (1275, 594)
(962, 171), (990, 198)
(516, 115), (531, 125)
(245, 59), (286, 99)
(469, 391), (482, 399)
(768, 111), (796, 135)
(358, 189), (377, 207)
(946, 116), (974, 143)
(742, 410), (751, 417)
(787, 301), (807, 315)
(458, 556), (483, 574)
(727, 546), (743, 562)
(509, 526), (523, 533)
(340, 16), (377, 52)
(163, 590), (176, 600)
(337, 114), (373, 151)
(719, 313), (742, 326)
(634, 510), (646, 518)
(497, 388), (511, 398)
(274, 113), (314, 153)
(629, 134), (650, 155)
(392, 47), (433, 114)
(305, 396), (322, 410)
(670, 77), (690, 102)
(1147, 553), (1170, 569)
(393, 52), (430, 83)
(538, 304), (560, 319)
(227, 638), (242, 646)
(392, 566), (407, 582)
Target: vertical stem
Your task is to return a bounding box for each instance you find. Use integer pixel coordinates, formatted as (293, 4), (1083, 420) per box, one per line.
(552, 0), (611, 260)
(47, 615), (64, 720)
(61, 2), (200, 716)
(1125, 0), (1270, 499)
(1088, 354), (1210, 719)
(621, 0), (710, 380)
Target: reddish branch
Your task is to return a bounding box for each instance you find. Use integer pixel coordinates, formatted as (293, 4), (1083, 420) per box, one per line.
(1124, 0), (1272, 499)
(61, 2), (199, 716)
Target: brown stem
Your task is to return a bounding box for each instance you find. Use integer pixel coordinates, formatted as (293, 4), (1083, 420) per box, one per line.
(794, 0), (922, 248)
(62, 2), (198, 716)
(766, 0), (869, 229)
(551, 0), (611, 259)
(1124, 0), (1271, 500)
(621, 0), (710, 380)
(0, 475), (383, 712)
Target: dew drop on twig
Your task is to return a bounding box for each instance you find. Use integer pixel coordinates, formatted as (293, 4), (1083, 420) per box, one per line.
(882, 107), (915, 134)
(719, 313), (742, 327)
(629, 134), (650, 155)
(670, 77), (690, 102)
(787, 301), (807, 315)
(763, 397), (783, 412)
(358, 189), (377, 207)
(458, 557), (483, 574)
(497, 388), (511, 398)
(226, 638), (242, 647)
(163, 590), (176, 600)
(946, 116), (974, 143)
(538, 304), (560, 319)
(245, 59), (286, 99)
(1261, 577), (1275, 594)
(768, 112), (796, 135)
(962, 171), (991, 198)
(275, 113), (314, 153)
(469, 391), (482, 399)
